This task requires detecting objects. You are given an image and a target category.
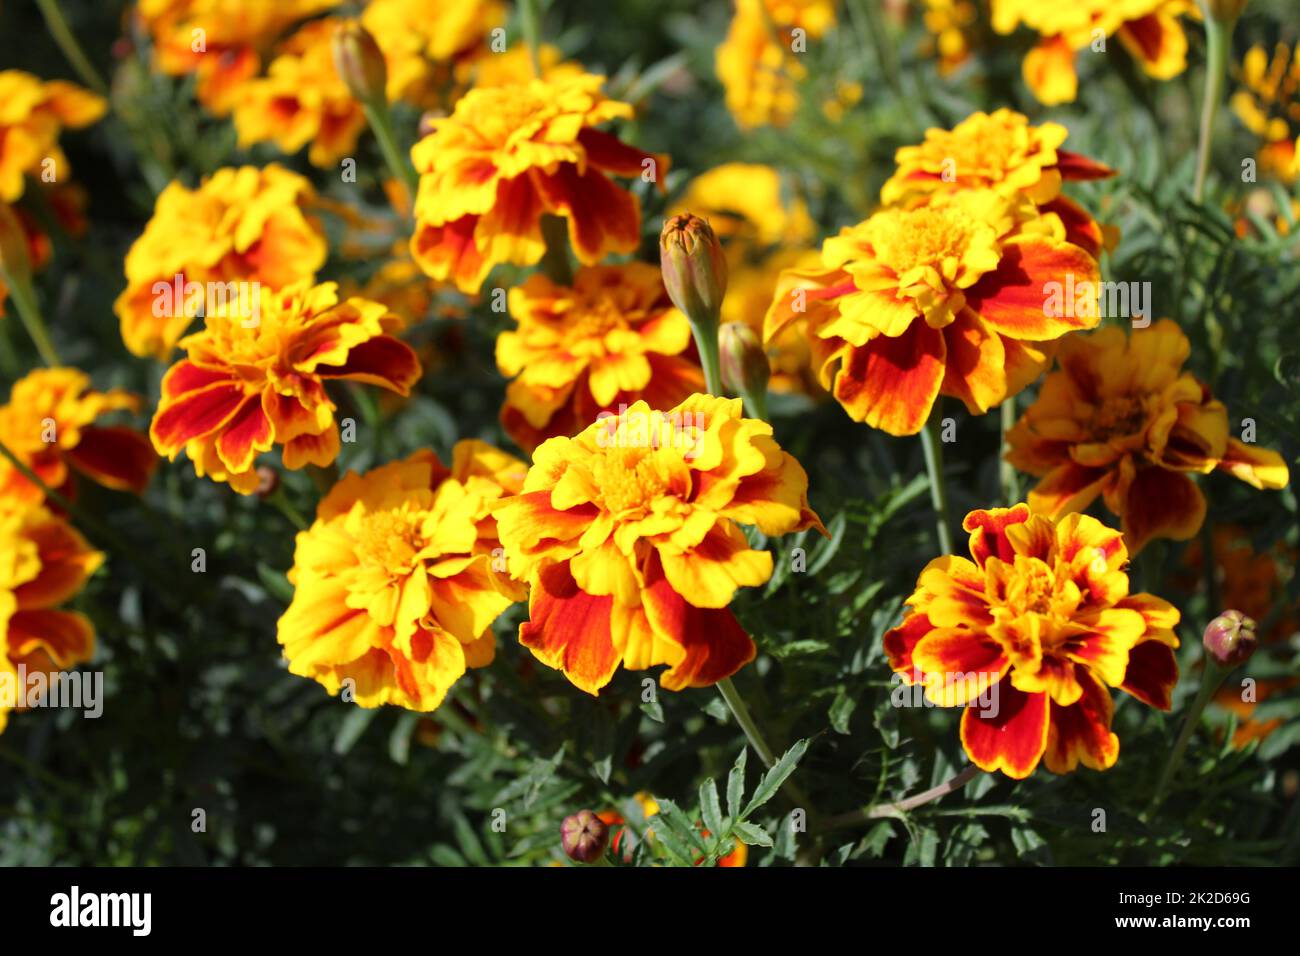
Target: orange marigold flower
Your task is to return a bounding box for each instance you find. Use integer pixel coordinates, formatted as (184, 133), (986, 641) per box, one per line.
(1231, 43), (1300, 183)
(715, 0), (837, 129)
(1006, 319), (1290, 554)
(885, 504), (1181, 778)
(115, 164), (327, 359)
(493, 396), (823, 695)
(409, 73), (667, 293)
(232, 18), (368, 168)
(764, 190), (1101, 435)
(138, 0), (336, 115)
(277, 442), (526, 711)
(361, 0), (505, 105)
(0, 502), (103, 735)
(150, 281), (422, 494)
(496, 263), (704, 453)
(881, 109), (1116, 257)
(0, 368), (156, 505)
(464, 43), (583, 89)
(990, 0), (1195, 106)
(0, 70), (106, 203)
(921, 0), (979, 76)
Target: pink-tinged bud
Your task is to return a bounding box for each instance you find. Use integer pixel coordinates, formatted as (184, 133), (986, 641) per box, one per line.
(254, 465), (280, 499)
(1203, 610), (1258, 668)
(560, 810), (609, 864)
(0, 202), (31, 286)
(659, 214), (728, 326)
(332, 20), (388, 105)
(719, 321), (770, 402)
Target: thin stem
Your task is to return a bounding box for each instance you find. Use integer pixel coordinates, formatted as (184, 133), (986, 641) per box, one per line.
(34, 0), (109, 96)
(0, 265), (59, 365)
(361, 101), (419, 203)
(740, 385), (768, 422)
(716, 675), (815, 815)
(539, 214), (573, 286)
(519, 0), (543, 78)
(1192, 10), (1231, 204)
(1000, 398), (1019, 505)
(1149, 659), (1223, 813)
(268, 486), (308, 531)
(920, 407), (954, 555)
(690, 317), (723, 396)
(824, 764), (982, 829)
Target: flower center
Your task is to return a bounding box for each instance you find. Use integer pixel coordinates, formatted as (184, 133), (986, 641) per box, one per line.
(868, 205), (977, 276)
(354, 509), (426, 570)
(1092, 394), (1150, 440)
(591, 447), (672, 515)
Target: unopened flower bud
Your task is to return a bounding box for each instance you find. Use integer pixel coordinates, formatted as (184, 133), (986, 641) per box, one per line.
(254, 465), (280, 499)
(332, 20), (388, 105)
(0, 202), (31, 286)
(719, 321), (770, 403)
(560, 809), (609, 864)
(1203, 609), (1258, 668)
(660, 214), (728, 325)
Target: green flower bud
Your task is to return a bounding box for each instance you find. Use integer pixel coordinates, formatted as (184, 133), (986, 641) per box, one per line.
(659, 213), (728, 326)
(332, 20), (388, 105)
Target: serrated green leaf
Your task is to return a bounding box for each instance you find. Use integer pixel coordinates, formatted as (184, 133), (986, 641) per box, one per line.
(742, 738), (809, 818)
(732, 822), (773, 847)
(699, 778), (724, 841)
(726, 748), (747, 821)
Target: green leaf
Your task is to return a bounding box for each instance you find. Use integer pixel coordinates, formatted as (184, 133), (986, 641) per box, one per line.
(732, 822), (773, 847)
(332, 706), (378, 756)
(699, 778), (724, 841)
(829, 690), (856, 735)
(388, 711), (419, 765)
(742, 738), (809, 818)
(726, 748), (747, 821)
(654, 798), (708, 856)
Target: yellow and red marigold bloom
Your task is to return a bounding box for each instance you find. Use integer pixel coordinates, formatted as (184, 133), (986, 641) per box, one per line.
(115, 164), (327, 359)
(0, 502), (103, 735)
(921, 0), (979, 76)
(0, 368), (155, 505)
(885, 504), (1181, 778)
(232, 19), (367, 168)
(361, 0), (505, 105)
(990, 0), (1195, 106)
(277, 442), (526, 711)
(881, 109), (1117, 258)
(409, 73), (666, 294)
(495, 263), (704, 453)
(493, 396), (823, 695)
(150, 281), (422, 494)
(0, 71), (106, 203)
(138, 0), (336, 115)
(715, 0), (837, 129)
(1006, 320), (1290, 554)
(764, 190), (1101, 435)
(1231, 43), (1300, 183)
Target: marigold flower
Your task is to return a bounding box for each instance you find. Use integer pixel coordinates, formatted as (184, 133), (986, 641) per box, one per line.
(466, 44), (584, 90)
(715, 0), (837, 129)
(0, 71), (106, 203)
(991, 0), (1195, 106)
(1006, 320), (1290, 554)
(921, 0), (979, 76)
(277, 442), (526, 710)
(764, 189), (1101, 435)
(115, 164), (327, 359)
(138, 0), (336, 115)
(409, 73), (665, 293)
(496, 263), (704, 453)
(0, 502), (103, 735)
(0, 368), (155, 505)
(232, 19), (368, 168)
(1231, 43), (1300, 183)
(361, 0), (505, 105)
(493, 396), (823, 694)
(881, 109), (1116, 257)
(885, 504), (1181, 778)
(150, 281), (422, 494)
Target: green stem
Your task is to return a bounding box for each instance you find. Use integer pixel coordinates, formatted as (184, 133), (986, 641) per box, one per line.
(1000, 398), (1019, 505)
(539, 214), (573, 286)
(0, 265), (59, 366)
(1149, 658), (1223, 813)
(690, 316), (722, 396)
(739, 385), (768, 422)
(716, 675), (815, 815)
(1192, 9), (1232, 204)
(824, 764), (982, 829)
(920, 407), (954, 555)
(268, 486), (308, 531)
(361, 101), (418, 202)
(34, 0), (109, 96)
(519, 0), (543, 77)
